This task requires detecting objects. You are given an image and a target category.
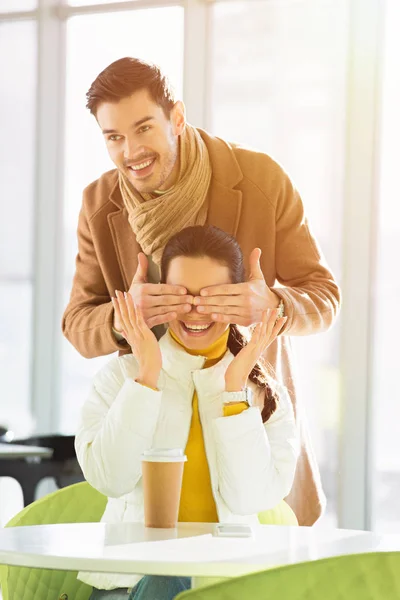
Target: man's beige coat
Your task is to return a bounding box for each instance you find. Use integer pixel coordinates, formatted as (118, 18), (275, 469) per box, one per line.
(63, 129), (341, 526)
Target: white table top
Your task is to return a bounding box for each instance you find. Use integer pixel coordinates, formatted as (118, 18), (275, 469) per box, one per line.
(0, 521), (399, 579)
(0, 443), (53, 459)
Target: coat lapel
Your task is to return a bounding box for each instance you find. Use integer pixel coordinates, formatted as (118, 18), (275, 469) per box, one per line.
(206, 179), (242, 235)
(108, 178), (141, 290)
(199, 128), (243, 237)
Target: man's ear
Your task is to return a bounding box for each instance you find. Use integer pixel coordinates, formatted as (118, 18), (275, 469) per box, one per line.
(171, 100), (186, 136)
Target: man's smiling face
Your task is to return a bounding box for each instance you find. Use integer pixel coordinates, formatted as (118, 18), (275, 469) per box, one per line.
(96, 88), (185, 194)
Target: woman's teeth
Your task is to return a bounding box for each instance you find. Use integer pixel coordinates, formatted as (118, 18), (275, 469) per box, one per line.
(182, 323), (212, 332)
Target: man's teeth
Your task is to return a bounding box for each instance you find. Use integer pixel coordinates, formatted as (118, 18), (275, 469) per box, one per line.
(130, 159), (153, 171)
(184, 324), (211, 331)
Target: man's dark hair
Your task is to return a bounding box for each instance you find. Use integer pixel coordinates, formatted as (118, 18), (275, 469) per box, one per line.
(86, 57), (176, 117)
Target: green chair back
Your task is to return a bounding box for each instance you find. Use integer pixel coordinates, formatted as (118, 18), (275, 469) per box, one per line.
(258, 499), (298, 526)
(177, 551), (400, 599)
(0, 481), (107, 600)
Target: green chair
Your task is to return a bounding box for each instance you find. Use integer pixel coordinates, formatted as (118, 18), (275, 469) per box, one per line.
(258, 499), (298, 526)
(177, 551), (400, 599)
(0, 481), (107, 600)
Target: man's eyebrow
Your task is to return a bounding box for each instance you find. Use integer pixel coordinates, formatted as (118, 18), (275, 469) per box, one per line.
(102, 116), (155, 135)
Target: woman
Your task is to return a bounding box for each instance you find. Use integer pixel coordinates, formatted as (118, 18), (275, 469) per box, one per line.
(75, 225), (299, 600)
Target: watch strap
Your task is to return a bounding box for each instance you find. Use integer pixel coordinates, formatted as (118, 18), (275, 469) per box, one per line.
(222, 387), (253, 406)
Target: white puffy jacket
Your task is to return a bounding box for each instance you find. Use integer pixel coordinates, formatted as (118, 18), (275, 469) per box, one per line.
(75, 331), (299, 590)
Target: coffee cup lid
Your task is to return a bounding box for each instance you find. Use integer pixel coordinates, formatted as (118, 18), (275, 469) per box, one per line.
(141, 448), (187, 463)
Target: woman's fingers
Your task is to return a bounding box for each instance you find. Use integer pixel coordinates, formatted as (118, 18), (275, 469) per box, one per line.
(116, 290), (130, 326)
(115, 291), (140, 342)
(261, 308), (279, 342)
(251, 309), (286, 356)
(250, 310), (271, 351)
(125, 291), (137, 329)
(265, 308), (278, 337)
(134, 302), (149, 336)
(112, 292), (128, 333)
(249, 309), (271, 352)
(262, 315), (287, 352)
(252, 321), (263, 346)
(272, 316), (287, 338)
(260, 309), (270, 339)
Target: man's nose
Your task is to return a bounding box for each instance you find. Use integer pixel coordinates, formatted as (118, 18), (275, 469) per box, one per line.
(123, 136), (139, 160)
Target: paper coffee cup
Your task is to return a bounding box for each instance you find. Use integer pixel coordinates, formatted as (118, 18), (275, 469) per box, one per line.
(141, 449), (187, 528)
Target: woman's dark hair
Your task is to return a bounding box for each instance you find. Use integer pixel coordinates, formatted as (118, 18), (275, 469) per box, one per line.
(86, 57), (175, 117)
(161, 225), (279, 422)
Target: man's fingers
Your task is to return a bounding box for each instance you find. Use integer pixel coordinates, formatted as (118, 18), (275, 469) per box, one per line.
(248, 247), (265, 281)
(134, 283), (188, 297)
(132, 252), (149, 284)
(210, 313), (250, 326)
(197, 305), (248, 316)
(145, 304), (192, 318)
(194, 294), (245, 307)
(135, 290), (193, 307)
(198, 283), (248, 298)
(156, 283), (188, 296)
(147, 312), (178, 329)
(152, 294), (193, 307)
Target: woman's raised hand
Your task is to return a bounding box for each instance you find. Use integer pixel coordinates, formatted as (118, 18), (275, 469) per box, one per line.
(112, 290), (162, 390)
(224, 309), (287, 392)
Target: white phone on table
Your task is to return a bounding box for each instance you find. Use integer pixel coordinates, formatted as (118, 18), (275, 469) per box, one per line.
(215, 523), (254, 538)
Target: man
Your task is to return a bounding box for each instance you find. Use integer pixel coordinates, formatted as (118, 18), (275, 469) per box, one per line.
(63, 57), (341, 526)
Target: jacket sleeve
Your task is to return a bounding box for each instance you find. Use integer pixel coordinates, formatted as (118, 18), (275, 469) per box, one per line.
(212, 384), (299, 515)
(75, 357), (162, 498)
(62, 199), (128, 358)
(269, 166), (341, 337)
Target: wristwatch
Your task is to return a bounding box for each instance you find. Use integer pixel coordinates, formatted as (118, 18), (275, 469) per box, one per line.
(276, 297), (285, 319)
(222, 387), (253, 406)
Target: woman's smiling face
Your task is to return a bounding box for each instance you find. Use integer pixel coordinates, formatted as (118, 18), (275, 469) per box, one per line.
(166, 255), (231, 349)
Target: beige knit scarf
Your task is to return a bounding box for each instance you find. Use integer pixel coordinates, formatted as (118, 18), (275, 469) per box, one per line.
(119, 124), (212, 266)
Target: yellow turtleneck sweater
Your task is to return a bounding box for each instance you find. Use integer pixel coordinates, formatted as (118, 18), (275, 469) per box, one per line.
(169, 328), (248, 523)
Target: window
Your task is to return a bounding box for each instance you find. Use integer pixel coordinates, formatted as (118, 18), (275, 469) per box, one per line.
(209, 0), (349, 525)
(0, 20), (37, 438)
(0, 0), (36, 12)
(59, 6), (184, 432)
(68, 0), (128, 5)
(372, 0), (400, 533)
